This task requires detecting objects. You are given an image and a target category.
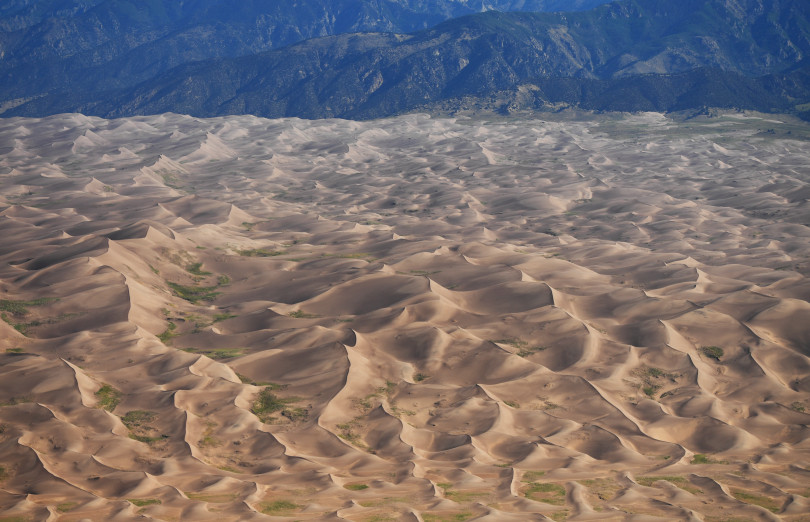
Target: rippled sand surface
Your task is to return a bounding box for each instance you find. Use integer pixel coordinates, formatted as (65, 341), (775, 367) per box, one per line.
(1, 111), (809, 521)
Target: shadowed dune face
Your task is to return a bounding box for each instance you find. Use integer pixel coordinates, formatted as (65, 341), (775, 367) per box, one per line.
(1, 111), (810, 520)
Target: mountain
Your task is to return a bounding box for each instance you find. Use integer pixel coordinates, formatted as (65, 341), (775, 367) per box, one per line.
(3, 0), (810, 119)
(0, 0), (608, 107)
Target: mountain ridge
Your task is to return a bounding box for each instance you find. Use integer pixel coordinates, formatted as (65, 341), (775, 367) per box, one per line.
(3, 0), (810, 119)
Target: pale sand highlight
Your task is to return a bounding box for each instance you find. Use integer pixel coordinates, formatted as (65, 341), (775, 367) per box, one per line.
(0, 111), (809, 520)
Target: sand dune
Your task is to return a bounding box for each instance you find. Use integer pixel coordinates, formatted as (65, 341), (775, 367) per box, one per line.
(0, 111), (809, 520)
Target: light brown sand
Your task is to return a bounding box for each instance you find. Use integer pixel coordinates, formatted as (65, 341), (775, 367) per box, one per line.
(0, 111), (809, 521)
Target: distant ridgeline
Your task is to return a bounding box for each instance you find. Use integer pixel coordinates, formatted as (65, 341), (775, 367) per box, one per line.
(1, 0), (809, 119)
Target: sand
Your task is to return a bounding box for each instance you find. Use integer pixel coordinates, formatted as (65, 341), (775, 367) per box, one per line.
(0, 110), (809, 520)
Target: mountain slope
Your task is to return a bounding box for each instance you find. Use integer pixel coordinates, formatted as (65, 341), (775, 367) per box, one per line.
(0, 0), (609, 104)
(3, 0), (810, 119)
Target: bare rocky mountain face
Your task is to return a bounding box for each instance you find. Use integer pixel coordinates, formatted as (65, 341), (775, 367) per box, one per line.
(0, 0), (607, 112)
(2, 0), (810, 120)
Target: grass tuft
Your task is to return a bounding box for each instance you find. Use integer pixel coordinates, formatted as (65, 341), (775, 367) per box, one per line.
(122, 410), (166, 444)
(259, 500), (299, 514)
(95, 384), (121, 412)
(636, 476), (703, 495)
(128, 498), (161, 507)
(207, 348), (243, 360)
(524, 482), (566, 505)
(701, 346), (724, 361)
(0, 298), (58, 316)
(288, 310), (320, 319)
(522, 471), (545, 482)
(186, 262), (211, 276)
(167, 282), (220, 304)
(251, 388), (303, 423)
(157, 321), (176, 343)
(731, 489), (781, 513)
(56, 502), (78, 512)
(213, 312), (236, 322)
(423, 513), (473, 522)
(236, 248), (287, 257)
(690, 453), (728, 465)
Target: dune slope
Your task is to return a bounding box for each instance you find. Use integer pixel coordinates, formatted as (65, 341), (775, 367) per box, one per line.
(0, 111), (809, 520)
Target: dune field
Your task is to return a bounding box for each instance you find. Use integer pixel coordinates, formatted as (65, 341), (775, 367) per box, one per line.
(0, 111), (809, 521)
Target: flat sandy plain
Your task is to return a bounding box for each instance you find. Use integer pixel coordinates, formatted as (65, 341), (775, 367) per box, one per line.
(1, 111), (809, 521)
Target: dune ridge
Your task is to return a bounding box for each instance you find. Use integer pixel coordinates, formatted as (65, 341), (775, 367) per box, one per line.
(0, 111), (809, 520)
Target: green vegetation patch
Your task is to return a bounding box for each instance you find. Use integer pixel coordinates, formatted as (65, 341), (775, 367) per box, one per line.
(288, 310), (320, 319)
(236, 373), (284, 387)
(95, 384), (121, 412)
(423, 513), (473, 522)
(522, 471), (545, 482)
(701, 346), (724, 361)
(436, 483), (486, 503)
(322, 252), (375, 260)
(491, 338), (547, 357)
(167, 282), (220, 304)
(445, 490), (486, 503)
(56, 502), (78, 512)
(518, 346), (547, 357)
(0, 397), (32, 407)
(577, 478), (622, 501)
(128, 498), (161, 507)
(524, 482), (566, 505)
(358, 497), (409, 508)
(186, 492), (238, 503)
(157, 321), (176, 344)
(206, 348), (243, 360)
(185, 262), (211, 276)
(690, 453), (728, 465)
(281, 406), (308, 421)
(122, 410), (166, 444)
(1, 314), (38, 335)
(198, 421), (220, 448)
(409, 270), (441, 276)
(492, 338), (527, 348)
(213, 312), (236, 322)
(344, 483), (369, 491)
(251, 388), (304, 423)
(642, 385), (660, 397)
(636, 476), (702, 495)
(0, 298), (57, 315)
(414, 373), (429, 382)
(336, 420), (370, 451)
(631, 366), (677, 399)
(259, 500), (299, 514)
(731, 489), (781, 513)
(236, 248), (287, 257)
(5, 348), (24, 354)
(353, 380), (397, 411)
